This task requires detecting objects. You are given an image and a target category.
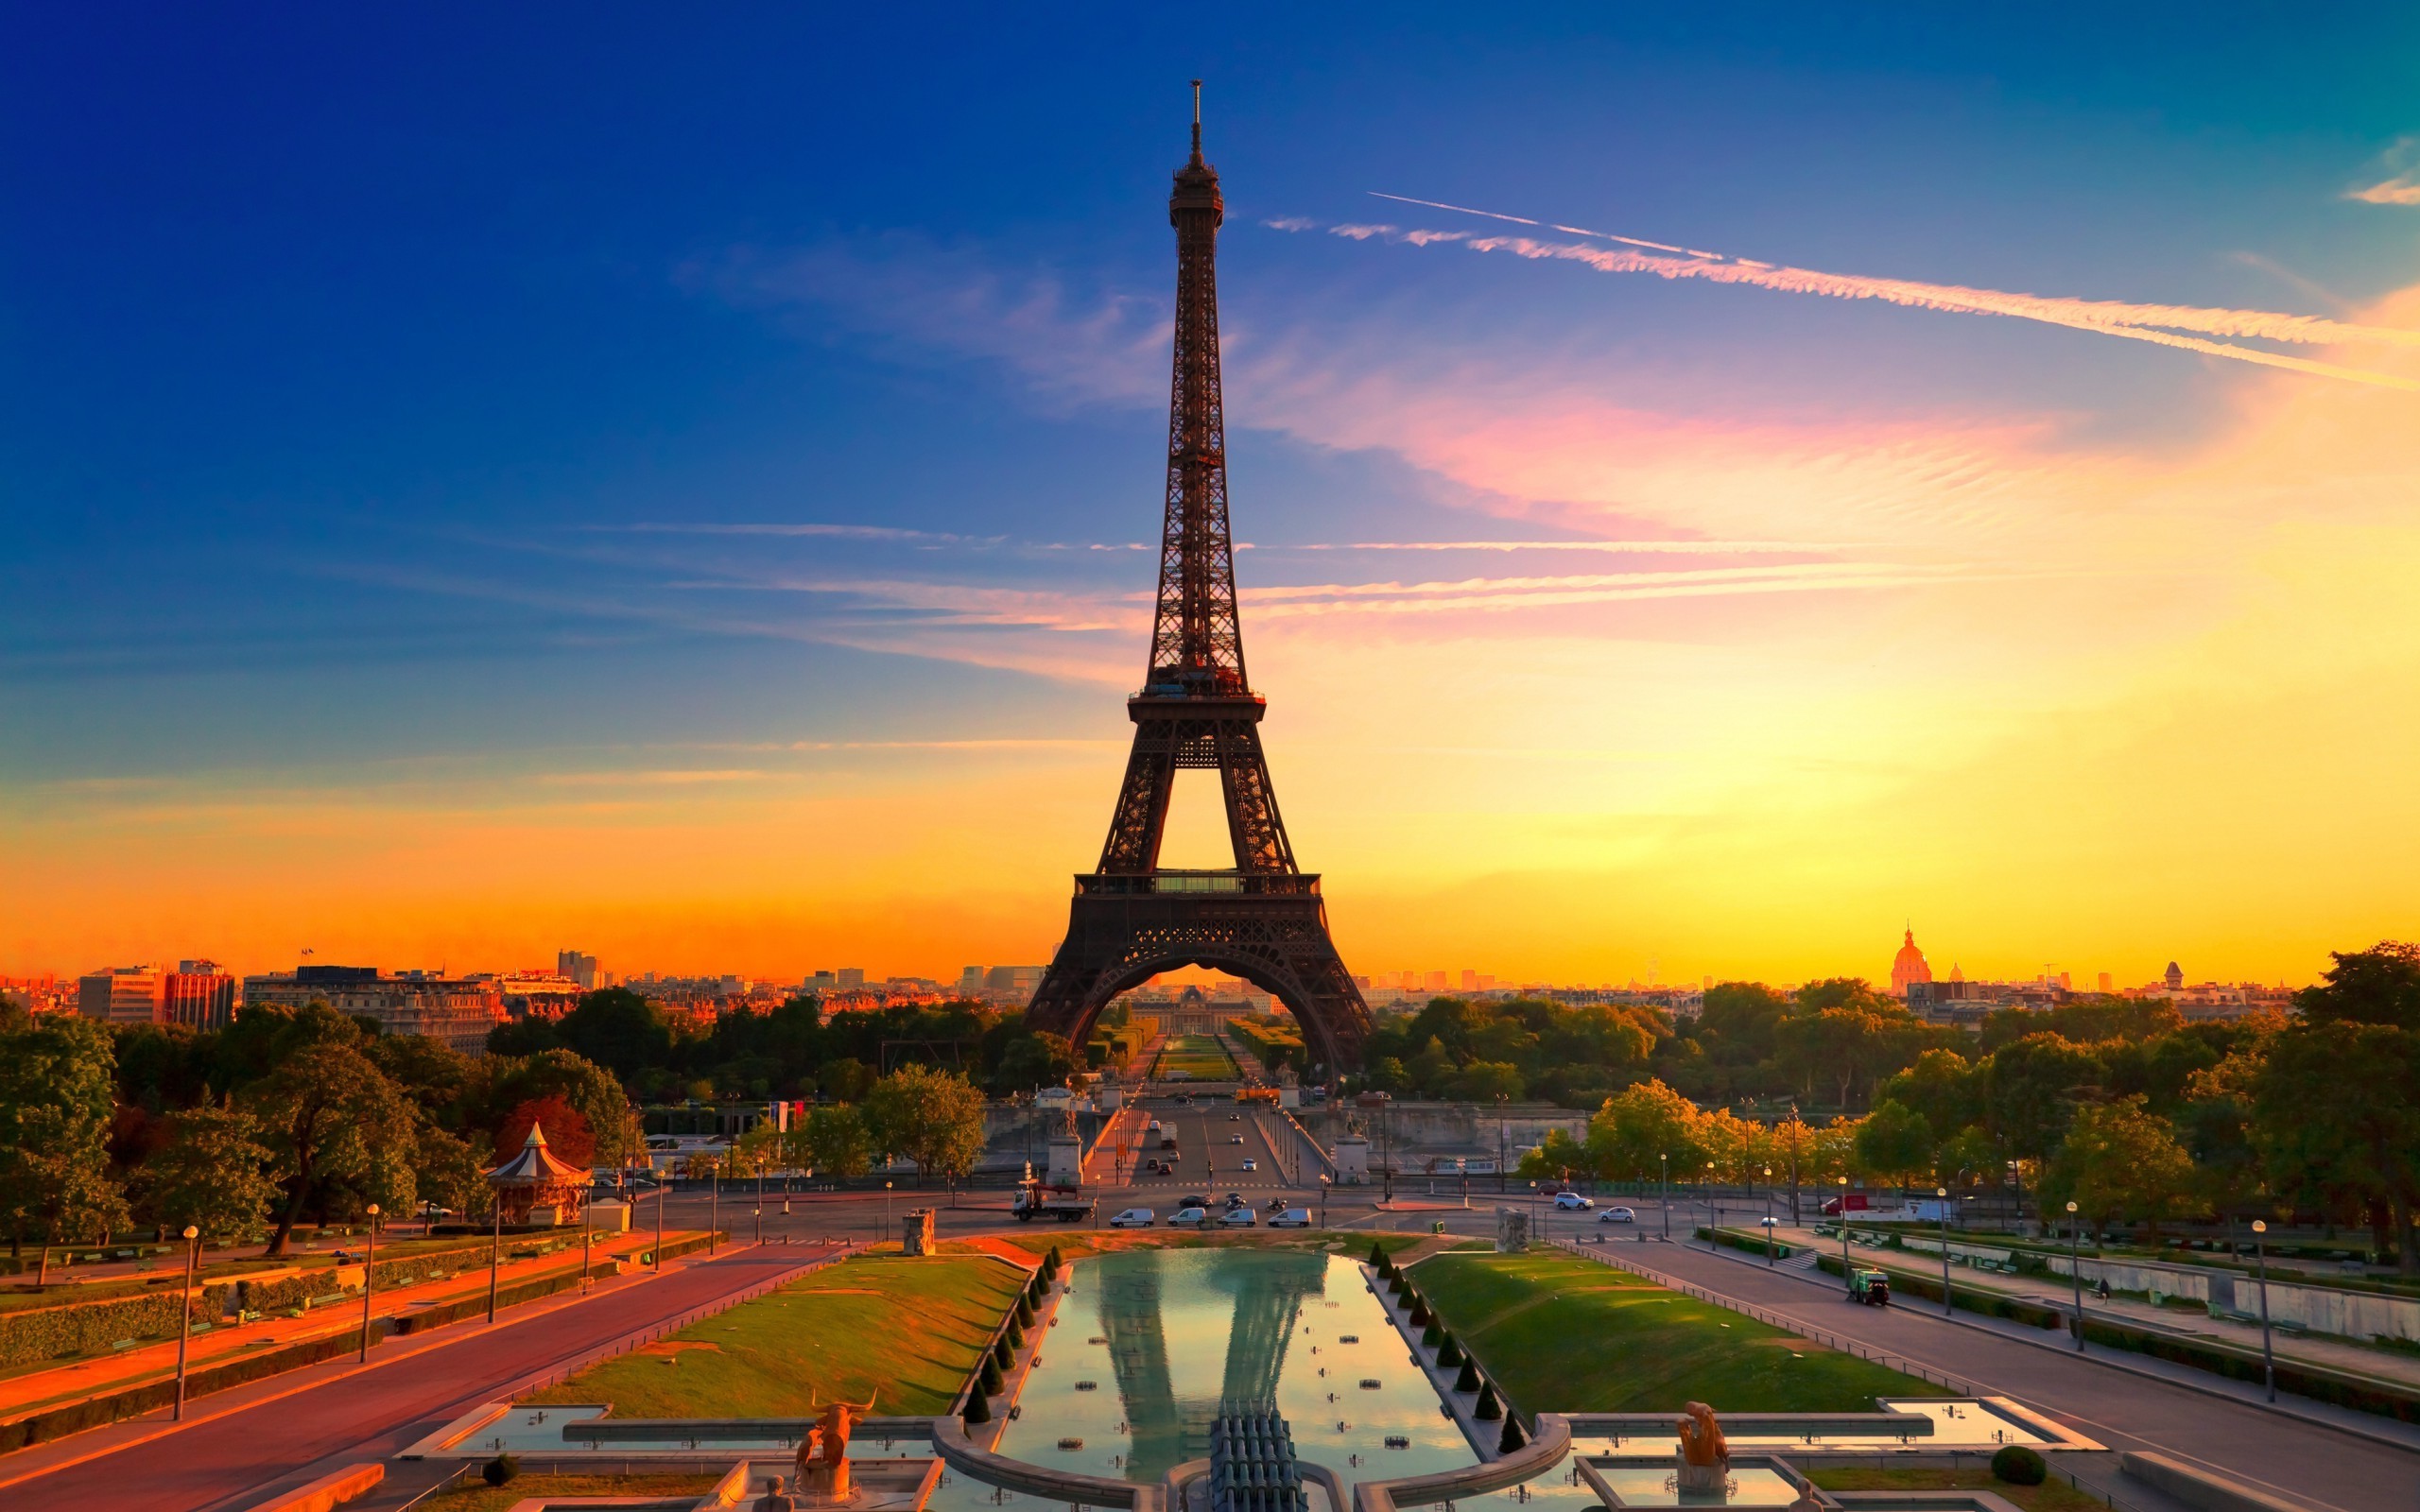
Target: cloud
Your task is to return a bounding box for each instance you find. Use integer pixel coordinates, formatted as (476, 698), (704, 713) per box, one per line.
(2350, 175), (2420, 207)
(1354, 194), (2420, 391)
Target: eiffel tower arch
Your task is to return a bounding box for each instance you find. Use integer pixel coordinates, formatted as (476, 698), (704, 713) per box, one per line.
(1025, 86), (1372, 1075)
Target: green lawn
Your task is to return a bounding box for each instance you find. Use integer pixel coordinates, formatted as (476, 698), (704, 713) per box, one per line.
(525, 1253), (1026, 1417)
(1150, 1034), (1239, 1079)
(1413, 1250), (1948, 1418)
(1806, 1467), (2103, 1510)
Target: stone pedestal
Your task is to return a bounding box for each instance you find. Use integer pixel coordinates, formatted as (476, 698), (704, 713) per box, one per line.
(903, 1208), (937, 1256)
(1336, 1136), (1369, 1184)
(1495, 1206), (1530, 1253)
(1046, 1134), (1082, 1188)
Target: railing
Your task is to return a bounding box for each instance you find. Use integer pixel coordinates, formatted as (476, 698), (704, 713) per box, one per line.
(1076, 872), (1322, 897)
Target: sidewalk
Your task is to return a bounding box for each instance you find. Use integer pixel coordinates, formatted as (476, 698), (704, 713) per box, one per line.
(1772, 1223), (2420, 1392)
(0, 1228), (692, 1424)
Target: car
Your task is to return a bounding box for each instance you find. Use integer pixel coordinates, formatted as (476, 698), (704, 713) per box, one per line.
(1228, 1113), (1241, 1122)
(1219, 1207), (1258, 1227)
(417, 1202), (457, 1219)
(1229, 1134), (1245, 1144)
(1147, 1119), (1164, 1132)
(1241, 1158), (1258, 1172)
(331, 1249), (358, 1263)
(1168, 1206), (1211, 1228)
(1270, 1208), (1313, 1228)
(1110, 1208), (1155, 1228)
(1225, 1192), (1246, 1208)
(1553, 1192), (1594, 1211)
(1180, 1194), (1208, 1209)
(1599, 1206), (1637, 1224)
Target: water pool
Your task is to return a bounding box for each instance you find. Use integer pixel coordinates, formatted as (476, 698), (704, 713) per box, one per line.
(959, 1248), (1478, 1503)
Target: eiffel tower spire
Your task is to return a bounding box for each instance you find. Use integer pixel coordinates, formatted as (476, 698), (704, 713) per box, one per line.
(1024, 87), (1372, 1075)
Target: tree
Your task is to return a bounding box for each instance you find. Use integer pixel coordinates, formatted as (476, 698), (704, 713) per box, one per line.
(864, 1065), (987, 1183)
(2042, 1097), (2201, 1243)
(1852, 1101), (1934, 1186)
(1982, 1035), (2104, 1161)
(495, 1093), (596, 1168)
(991, 1032), (1079, 1095)
(2294, 940), (2420, 1031)
(243, 1035), (419, 1254)
(552, 988), (677, 1085)
(2253, 1020), (2420, 1269)
(0, 1012), (130, 1279)
(478, 1050), (640, 1171)
(800, 1104), (873, 1178)
(133, 1105), (279, 1244)
(1582, 1079), (1707, 1181)
(1449, 1060), (1525, 1103)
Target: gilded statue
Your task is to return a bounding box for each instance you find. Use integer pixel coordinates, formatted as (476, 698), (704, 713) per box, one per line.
(793, 1393), (875, 1500)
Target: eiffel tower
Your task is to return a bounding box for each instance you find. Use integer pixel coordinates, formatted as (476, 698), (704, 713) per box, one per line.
(1024, 86), (1373, 1074)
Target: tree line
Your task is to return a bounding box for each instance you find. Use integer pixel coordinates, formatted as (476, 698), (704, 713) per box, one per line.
(1499, 942), (2420, 1268)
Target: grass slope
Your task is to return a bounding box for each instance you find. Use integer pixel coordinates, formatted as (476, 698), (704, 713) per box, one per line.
(1415, 1251), (1948, 1417)
(526, 1254), (1025, 1417)
(1150, 1035), (1239, 1079)
(425, 1473), (717, 1512)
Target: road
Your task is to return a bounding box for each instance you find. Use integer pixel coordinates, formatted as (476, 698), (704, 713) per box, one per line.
(0, 1242), (838, 1512)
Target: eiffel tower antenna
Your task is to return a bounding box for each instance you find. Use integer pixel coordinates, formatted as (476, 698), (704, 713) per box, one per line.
(1024, 86), (1373, 1075)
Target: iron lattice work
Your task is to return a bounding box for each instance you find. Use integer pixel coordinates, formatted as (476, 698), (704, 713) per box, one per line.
(1026, 87), (1372, 1072)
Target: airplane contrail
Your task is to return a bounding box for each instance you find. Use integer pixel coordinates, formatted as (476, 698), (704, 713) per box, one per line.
(1338, 194), (2420, 392)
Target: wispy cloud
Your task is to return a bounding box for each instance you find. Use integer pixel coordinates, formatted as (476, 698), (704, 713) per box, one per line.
(1291, 539), (1840, 555)
(590, 522), (999, 545)
(2348, 138), (2420, 206)
(1330, 194), (2420, 391)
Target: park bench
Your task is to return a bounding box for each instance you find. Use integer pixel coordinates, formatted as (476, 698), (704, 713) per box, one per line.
(111, 1338), (138, 1352)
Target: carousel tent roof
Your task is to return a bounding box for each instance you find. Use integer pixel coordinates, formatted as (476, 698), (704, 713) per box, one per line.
(488, 1123), (588, 1186)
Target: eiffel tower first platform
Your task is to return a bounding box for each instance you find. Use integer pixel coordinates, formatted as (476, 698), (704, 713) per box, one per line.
(1024, 86), (1373, 1075)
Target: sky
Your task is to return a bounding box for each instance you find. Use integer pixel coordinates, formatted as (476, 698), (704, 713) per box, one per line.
(6, 6), (2420, 991)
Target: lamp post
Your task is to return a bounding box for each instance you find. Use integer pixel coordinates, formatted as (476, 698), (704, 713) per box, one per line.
(1936, 1186), (1952, 1318)
(1659, 1153), (1669, 1241)
(582, 1202), (594, 1293)
(884, 1179), (894, 1247)
(708, 1165), (718, 1256)
(357, 1204), (380, 1364)
(2066, 1200), (2083, 1350)
(488, 1187), (504, 1325)
(1763, 1167), (1775, 1265)
(1319, 1174), (1331, 1228)
(653, 1170), (666, 1270)
(172, 1225), (199, 1420)
(1786, 1108), (1802, 1226)
(1704, 1161), (1717, 1251)
(1839, 1180), (1852, 1282)
(2252, 1219), (2276, 1401)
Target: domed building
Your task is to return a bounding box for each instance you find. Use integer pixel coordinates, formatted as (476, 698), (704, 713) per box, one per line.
(1891, 928), (1934, 998)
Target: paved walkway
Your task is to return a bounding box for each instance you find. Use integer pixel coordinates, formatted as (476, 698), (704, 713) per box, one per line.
(1768, 1222), (2420, 1391)
(0, 1240), (839, 1512)
(1572, 1236), (2420, 1512)
(0, 1228), (681, 1423)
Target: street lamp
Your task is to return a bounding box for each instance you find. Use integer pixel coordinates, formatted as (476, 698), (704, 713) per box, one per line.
(582, 1201), (595, 1293)
(884, 1179), (894, 1246)
(2251, 1220), (2276, 1401)
(708, 1165), (719, 1256)
(1704, 1161), (1717, 1250)
(653, 1170), (666, 1270)
(1936, 1186), (1952, 1318)
(1762, 1167), (1774, 1265)
(2066, 1200), (2083, 1351)
(488, 1187), (504, 1325)
(172, 1225), (200, 1420)
(357, 1204), (380, 1364)
(1839, 1179), (1851, 1281)
(1319, 1174), (1331, 1228)
(1659, 1154), (1669, 1241)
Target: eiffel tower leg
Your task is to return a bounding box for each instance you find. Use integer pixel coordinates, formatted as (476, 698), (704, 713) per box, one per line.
(1216, 723), (1296, 874)
(1097, 721), (1180, 875)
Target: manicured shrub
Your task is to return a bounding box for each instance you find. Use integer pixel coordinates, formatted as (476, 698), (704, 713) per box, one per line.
(1498, 1417), (1526, 1453)
(1991, 1446), (2046, 1486)
(1005, 1319), (1026, 1350)
(1474, 1383), (1501, 1420)
(979, 1358), (1003, 1394)
(1368, 1243), (1388, 1270)
(992, 1337), (1013, 1370)
(1421, 1321), (1442, 1347)
(1014, 1295), (1035, 1327)
(483, 1453), (520, 1486)
(1454, 1360), (1479, 1392)
(1437, 1334), (1462, 1367)
(1408, 1298), (1431, 1328)
(964, 1392), (992, 1424)
(1043, 1246), (1063, 1276)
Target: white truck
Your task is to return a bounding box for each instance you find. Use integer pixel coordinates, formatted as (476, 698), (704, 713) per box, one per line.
(1011, 1177), (1098, 1224)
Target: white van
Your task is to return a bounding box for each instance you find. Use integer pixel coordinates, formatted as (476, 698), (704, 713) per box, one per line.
(1110, 1208), (1155, 1228)
(1219, 1208), (1258, 1228)
(1269, 1208), (1313, 1228)
(1168, 1206), (1211, 1228)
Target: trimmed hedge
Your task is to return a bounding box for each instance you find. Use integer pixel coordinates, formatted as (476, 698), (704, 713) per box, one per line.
(1811, 1253), (2066, 1331)
(0, 1289), (211, 1372)
(0, 1323), (385, 1452)
(387, 1257), (620, 1336)
(1474, 1383), (1501, 1419)
(1992, 1446), (2046, 1485)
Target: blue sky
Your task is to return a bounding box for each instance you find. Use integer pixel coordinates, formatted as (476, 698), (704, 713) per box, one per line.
(7, 6), (2418, 983)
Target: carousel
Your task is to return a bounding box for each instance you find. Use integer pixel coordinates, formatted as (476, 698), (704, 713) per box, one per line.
(487, 1122), (589, 1227)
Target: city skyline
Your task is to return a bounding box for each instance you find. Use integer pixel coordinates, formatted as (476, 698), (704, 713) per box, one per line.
(8, 9), (2420, 988)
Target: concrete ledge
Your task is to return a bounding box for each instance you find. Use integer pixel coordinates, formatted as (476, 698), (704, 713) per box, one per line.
(1563, 1411), (1935, 1441)
(2119, 1451), (2308, 1512)
(237, 1461), (383, 1512)
(1353, 1410), (1571, 1512)
(563, 1415), (934, 1444)
(932, 1413), (1160, 1511)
